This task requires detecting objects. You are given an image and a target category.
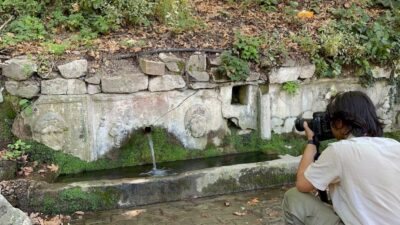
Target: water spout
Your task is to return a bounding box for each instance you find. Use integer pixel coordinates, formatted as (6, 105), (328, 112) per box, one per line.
(142, 127), (168, 176)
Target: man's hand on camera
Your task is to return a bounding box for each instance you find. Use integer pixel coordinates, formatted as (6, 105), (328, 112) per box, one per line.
(303, 121), (314, 141)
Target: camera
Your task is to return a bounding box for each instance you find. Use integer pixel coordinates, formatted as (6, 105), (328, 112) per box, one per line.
(295, 112), (334, 141)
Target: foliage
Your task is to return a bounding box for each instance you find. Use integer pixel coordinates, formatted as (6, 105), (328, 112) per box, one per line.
(282, 81), (300, 95)
(154, 0), (203, 33)
(1, 16), (46, 46)
(260, 31), (289, 69)
(217, 51), (250, 81)
(2, 139), (30, 160)
(233, 32), (262, 62)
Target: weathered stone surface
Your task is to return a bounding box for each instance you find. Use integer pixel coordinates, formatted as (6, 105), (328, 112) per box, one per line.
(282, 117), (296, 133)
(269, 64), (315, 83)
(211, 68), (229, 83)
(139, 58), (165, 76)
(41, 78), (86, 95)
(57, 59), (88, 78)
(189, 82), (218, 89)
(87, 84), (101, 94)
(208, 55), (221, 66)
(0, 160), (17, 181)
(247, 72), (261, 81)
(187, 52), (207, 72)
(371, 66), (391, 79)
(188, 71), (209, 82)
(27, 155), (299, 212)
(85, 76), (101, 84)
(149, 75), (186, 92)
(159, 53), (184, 73)
(220, 85), (258, 130)
(2, 57), (37, 81)
(0, 194), (32, 225)
(269, 78), (394, 133)
(101, 74), (148, 93)
(260, 94), (271, 140)
(5, 80), (40, 99)
(37, 71), (59, 80)
(13, 90), (228, 161)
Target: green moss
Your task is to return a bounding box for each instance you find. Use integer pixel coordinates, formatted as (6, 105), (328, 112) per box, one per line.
(0, 94), (18, 149)
(384, 131), (400, 141)
(202, 177), (241, 195)
(38, 187), (120, 214)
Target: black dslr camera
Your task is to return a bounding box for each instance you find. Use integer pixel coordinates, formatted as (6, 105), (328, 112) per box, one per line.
(295, 112), (334, 142)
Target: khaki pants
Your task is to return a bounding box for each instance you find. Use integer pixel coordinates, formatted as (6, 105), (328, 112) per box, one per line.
(282, 188), (344, 225)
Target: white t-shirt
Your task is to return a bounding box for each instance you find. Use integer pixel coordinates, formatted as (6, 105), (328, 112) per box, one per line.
(304, 137), (400, 225)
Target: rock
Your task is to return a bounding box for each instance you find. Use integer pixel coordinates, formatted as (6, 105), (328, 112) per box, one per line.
(0, 160), (17, 180)
(247, 72), (261, 81)
(208, 55), (221, 66)
(37, 71), (59, 80)
(188, 71), (210, 82)
(101, 74), (148, 93)
(0, 193), (32, 225)
(41, 78), (87, 95)
(2, 57), (37, 81)
(187, 52), (207, 72)
(85, 76), (101, 85)
(5, 81), (40, 99)
(159, 53), (184, 73)
(283, 117), (297, 133)
(57, 59), (88, 78)
(87, 84), (101, 94)
(149, 75), (186, 92)
(371, 66), (391, 79)
(269, 64), (315, 83)
(139, 58), (165, 76)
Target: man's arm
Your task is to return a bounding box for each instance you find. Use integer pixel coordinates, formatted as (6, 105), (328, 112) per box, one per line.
(296, 122), (317, 192)
(296, 143), (317, 192)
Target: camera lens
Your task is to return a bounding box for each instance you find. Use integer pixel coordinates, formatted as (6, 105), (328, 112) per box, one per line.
(295, 118), (305, 131)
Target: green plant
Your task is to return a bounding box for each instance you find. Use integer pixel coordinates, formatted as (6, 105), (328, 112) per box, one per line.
(1, 15), (46, 46)
(233, 32), (262, 62)
(217, 51), (250, 81)
(260, 31), (288, 69)
(282, 81), (300, 95)
(42, 42), (70, 55)
(2, 139), (30, 160)
(18, 99), (33, 115)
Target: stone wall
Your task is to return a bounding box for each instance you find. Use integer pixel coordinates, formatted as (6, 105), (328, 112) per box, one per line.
(1, 53), (399, 161)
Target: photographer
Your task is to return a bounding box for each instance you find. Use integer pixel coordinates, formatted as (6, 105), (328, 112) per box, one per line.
(282, 91), (400, 225)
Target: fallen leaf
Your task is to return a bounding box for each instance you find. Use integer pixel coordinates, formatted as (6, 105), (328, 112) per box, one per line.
(47, 164), (59, 173)
(297, 10), (314, 19)
(233, 211), (247, 216)
(247, 197), (260, 205)
(224, 201), (230, 207)
(122, 209), (146, 218)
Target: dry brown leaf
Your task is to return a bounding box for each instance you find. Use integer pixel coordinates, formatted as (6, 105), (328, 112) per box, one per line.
(122, 209), (146, 218)
(233, 211), (247, 216)
(47, 164), (59, 173)
(247, 197), (260, 205)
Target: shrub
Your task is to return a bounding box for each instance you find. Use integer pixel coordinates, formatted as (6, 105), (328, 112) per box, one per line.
(217, 51), (250, 81)
(233, 32), (262, 62)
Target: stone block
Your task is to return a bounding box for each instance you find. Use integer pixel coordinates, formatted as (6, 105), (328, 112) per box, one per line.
(187, 52), (207, 72)
(2, 57), (37, 81)
(41, 78), (86, 95)
(269, 64), (315, 83)
(88, 84), (101, 94)
(139, 58), (165, 76)
(372, 66), (391, 79)
(5, 80), (40, 99)
(85, 76), (101, 84)
(159, 53), (184, 73)
(0, 194), (32, 225)
(260, 94), (271, 140)
(149, 75), (186, 92)
(101, 74), (148, 93)
(57, 59), (88, 78)
(188, 71), (210, 82)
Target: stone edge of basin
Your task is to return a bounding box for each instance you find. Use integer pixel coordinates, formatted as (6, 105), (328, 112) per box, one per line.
(27, 155), (301, 213)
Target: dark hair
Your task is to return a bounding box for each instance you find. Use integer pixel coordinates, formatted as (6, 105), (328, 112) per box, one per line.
(326, 91), (384, 137)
